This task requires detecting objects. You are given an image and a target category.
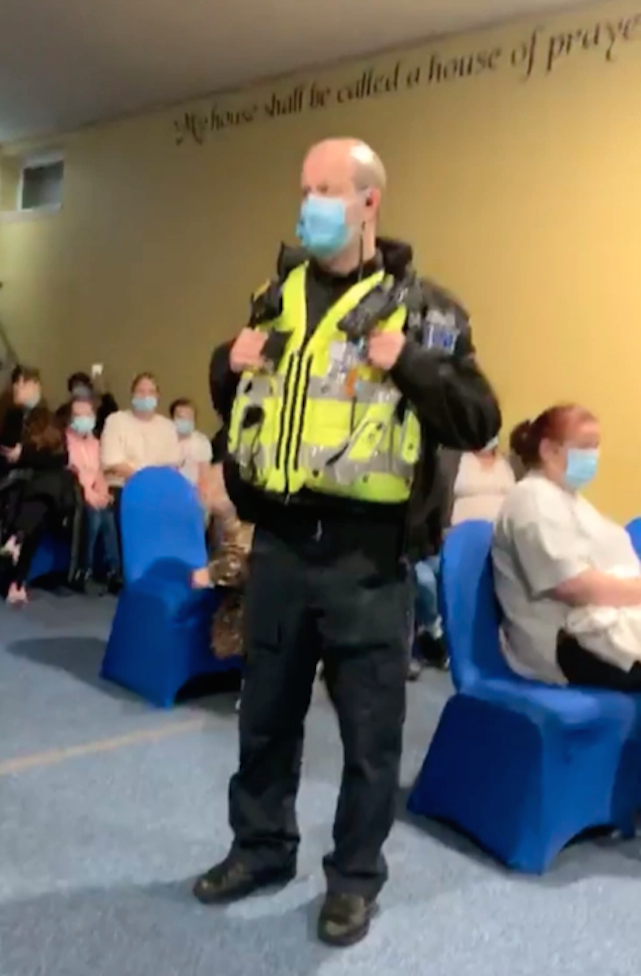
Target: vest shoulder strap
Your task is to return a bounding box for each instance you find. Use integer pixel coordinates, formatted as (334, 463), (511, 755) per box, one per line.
(337, 269), (415, 342)
(249, 244), (308, 327)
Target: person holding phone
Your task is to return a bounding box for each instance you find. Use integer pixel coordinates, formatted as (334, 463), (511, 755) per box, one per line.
(55, 365), (118, 437)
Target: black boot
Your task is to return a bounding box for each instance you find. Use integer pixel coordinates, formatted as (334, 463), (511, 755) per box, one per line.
(193, 855), (296, 905)
(106, 572), (123, 596)
(317, 893), (378, 947)
(70, 569), (90, 594)
(415, 630), (449, 670)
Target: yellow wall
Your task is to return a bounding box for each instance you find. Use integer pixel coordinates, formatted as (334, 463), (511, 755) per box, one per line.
(1, 0), (640, 517)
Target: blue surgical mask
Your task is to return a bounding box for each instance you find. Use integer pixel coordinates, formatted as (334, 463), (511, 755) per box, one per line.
(132, 395), (157, 413)
(564, 448), (599, 490)
(70, 415), (96, 436)
(174, 418), (194, 437)
(24, 394), (40, 410)
(296, 194), (353, 258)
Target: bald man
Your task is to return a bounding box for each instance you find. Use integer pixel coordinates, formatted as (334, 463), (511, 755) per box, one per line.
(199, 138), (501, 946)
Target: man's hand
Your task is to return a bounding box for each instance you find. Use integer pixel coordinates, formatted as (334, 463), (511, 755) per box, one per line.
(367, 331), (406, 371)
(199, 463), (236, 518)
(230, 329), (268, 374)
(1, 445), (21, 463)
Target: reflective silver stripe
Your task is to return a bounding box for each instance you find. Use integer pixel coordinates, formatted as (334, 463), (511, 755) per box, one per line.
(235, 442), (276, 478)
(238, 374), (282, 404)
(300, 443), (413, 486)
(306, 375), (401, 406)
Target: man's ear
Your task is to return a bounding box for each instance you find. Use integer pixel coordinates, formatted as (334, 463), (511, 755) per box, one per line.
(365, 188), (381, 215)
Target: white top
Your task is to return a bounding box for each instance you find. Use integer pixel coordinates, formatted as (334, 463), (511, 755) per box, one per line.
(178, 430), (212, 486)
(492, 472), (640, 684)
(100, 410), (181, 487)
(451, 453), (515, 526)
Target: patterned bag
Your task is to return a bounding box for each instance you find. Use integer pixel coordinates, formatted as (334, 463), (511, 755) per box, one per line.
(209, 515), (254, 659)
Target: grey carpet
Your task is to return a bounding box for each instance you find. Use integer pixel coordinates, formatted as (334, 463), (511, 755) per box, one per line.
(1, 591), (640, 976)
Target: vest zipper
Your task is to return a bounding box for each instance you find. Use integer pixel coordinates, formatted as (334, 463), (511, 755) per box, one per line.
(280, 335), (313, 495)
(275, 354), (297, 475)
(291, 358), (313, 472)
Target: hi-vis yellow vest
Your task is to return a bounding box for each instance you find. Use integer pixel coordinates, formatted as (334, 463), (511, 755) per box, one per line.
(227, 263), (421, 504)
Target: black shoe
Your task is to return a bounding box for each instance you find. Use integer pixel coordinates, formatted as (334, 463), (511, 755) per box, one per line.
(416, 631), (449, 670)
(106, 572), (123, 596)
(69, 570), (90, 594)
(317, 892), (378, 947)
(407, 657), (423, 682)
(193, 856), (296, 905)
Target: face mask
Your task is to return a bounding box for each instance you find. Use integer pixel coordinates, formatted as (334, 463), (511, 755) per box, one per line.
(174, 418), (194, 437)
(296, 194), (355, 259)
(564, 448), (599, 490)
(132, 395), (157, 413)
(24, 392), (40, 410)
(70, 415), (96, 436)
(72, 385), (92, 399)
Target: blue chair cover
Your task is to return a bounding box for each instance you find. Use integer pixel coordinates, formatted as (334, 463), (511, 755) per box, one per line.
(27, 533), (70, 583)
(626, 517), (641, 559)
(101, 467), (241, 707)
(408, 520), (641, 873)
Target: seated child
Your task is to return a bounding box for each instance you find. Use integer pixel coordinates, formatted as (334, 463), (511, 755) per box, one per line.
(66, 397), (121, 592)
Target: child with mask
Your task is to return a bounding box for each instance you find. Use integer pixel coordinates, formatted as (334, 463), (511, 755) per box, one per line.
(170, 398), (213, 487)
(67, 397), (121, 592)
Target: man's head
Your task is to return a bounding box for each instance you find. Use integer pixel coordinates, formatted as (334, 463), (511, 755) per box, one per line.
(297, 138), (386, 270)
(67, 371), (93, 398)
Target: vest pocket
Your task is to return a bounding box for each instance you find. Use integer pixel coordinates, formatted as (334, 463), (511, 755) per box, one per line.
(234, 405), (265, 480)
(304, 418), (391, 487)
(390, 410), (420, 479)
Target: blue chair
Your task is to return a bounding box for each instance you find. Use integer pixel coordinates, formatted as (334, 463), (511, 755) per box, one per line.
(627, 518), (641, 559)
(100, 467), (241, 708)
(408, 520), (641, 873)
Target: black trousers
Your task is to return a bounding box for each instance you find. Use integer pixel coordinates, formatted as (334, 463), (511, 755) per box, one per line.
(557, 633), (641, 690)
(10, 497), (51, 586)
(228, 518), (409, 900)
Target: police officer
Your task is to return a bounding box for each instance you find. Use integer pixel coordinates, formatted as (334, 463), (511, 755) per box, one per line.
(195, 138), (501, 946)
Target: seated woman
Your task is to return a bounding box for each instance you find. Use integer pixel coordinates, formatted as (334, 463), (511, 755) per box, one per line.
(0, 367), (74, 604)
(442, 437), (517, 526)
(100, 372), (181, 505)
(170, 397), (213, 487)
(493, 404), (641, 689)
(410, 438), (516, 678)
(66, 396), (121, 593)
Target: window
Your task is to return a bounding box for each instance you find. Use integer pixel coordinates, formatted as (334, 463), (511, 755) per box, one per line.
(18, 153), (64, 212)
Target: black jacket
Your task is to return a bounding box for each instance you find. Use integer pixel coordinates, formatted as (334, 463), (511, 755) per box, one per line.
(209, 238), (501, 557)
(0, 405), (76, 518)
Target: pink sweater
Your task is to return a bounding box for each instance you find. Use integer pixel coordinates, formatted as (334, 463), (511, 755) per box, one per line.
(66, 430), (110, 508)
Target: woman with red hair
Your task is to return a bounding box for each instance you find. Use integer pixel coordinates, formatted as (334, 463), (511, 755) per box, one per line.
(492, 404), (641, 689)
